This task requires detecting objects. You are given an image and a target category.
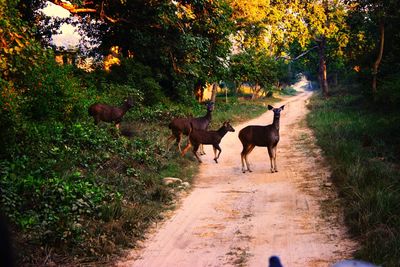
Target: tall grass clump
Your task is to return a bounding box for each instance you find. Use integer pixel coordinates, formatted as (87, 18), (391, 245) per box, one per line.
(307, 89), (400, 266)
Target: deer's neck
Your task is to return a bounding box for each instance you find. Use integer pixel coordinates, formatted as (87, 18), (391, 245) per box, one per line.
(217, 127), (228, 138)
(272, 115), (280, 131)
(121, 103), (131, 113)
(205, 110), (212, 121)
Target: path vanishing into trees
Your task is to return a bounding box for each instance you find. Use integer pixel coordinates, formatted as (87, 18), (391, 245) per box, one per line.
(117, 77), (356, 267)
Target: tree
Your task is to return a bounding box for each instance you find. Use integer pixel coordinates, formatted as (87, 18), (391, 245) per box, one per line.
(287, 0), (349, 97)
(229, 48), (282, 99)
(230, 0), (349, 97)
(27, 0), (235, 102)
(346, 0), (400, 96)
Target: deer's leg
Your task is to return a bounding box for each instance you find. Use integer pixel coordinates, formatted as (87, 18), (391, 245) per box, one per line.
(199, 144), (206, 155)
(177, 132), (183, 152)
(167, 130), (181, 152)
(272, 146), (278, 172)
(192, 144), (202, 163)
(240, 145), (247, 172)
(241, 144), (255, 172)
(267, 147), (275, 173)
(181, 140), (191, 157)
(213, 144), (221, 163)
(245, 145), (255, 172)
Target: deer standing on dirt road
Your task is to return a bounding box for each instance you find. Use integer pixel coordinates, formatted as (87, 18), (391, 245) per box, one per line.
(181, 121), (235, 163)
(239, 105), (285, 173)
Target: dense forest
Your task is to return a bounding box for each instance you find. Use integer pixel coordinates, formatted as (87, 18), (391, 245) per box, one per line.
(1, 0), (400, 266)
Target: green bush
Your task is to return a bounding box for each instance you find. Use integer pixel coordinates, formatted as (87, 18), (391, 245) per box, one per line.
(107, 59), (164, 105)
(19, 60), (86, 121)
(376, 75), (400, 109)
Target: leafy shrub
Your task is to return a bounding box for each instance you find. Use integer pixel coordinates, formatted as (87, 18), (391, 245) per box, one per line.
(20, 61), (86, 121)
(376, 74), (400, 109)
(0, 165), (113, 245)
(95, 83), (144, 107)
(107, 59), (164, 105)
(280, 86), (298, 96)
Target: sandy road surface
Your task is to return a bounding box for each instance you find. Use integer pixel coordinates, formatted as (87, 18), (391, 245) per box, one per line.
(117, 77), (356, 267)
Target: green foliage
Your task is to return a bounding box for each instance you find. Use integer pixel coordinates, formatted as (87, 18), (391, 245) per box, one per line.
(279, 86), (297, 96)
(374, 75), (400, 109)
(229, 49), (286, 93)
(107, 59), (162, 105)
(0, 121), (117, 244)
(0, 58), (90, 159)
(307, 89), (400, 266)
(22, 61), (86, 121)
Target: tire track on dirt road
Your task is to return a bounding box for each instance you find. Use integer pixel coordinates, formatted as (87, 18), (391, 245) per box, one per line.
(117, 77), (356, 267)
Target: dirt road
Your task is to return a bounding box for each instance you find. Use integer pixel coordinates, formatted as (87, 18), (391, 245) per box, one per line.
(117, 77), (356, 267)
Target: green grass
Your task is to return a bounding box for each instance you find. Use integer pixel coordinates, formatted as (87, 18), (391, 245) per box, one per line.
(279, 86), (298, 96)
(307, 89), (400, 267)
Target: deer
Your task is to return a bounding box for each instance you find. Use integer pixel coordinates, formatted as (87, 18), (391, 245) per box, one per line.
(239, 105), (285, 173)
(168, 101), (214, 153)
(181, 121), (235, 163)
(88, 97), (134, 130)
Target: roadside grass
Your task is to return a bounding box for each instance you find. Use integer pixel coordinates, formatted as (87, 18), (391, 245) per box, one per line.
(307, 89), (400, 267)
(279, 86), (298, 96)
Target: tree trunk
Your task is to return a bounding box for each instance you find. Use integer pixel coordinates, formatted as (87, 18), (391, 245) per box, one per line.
(333, 73), (338, 87)
(211, 82), (218, 106)
(194, 80), (204, 102)
(317, 37), (329, 97)
(372, 21), (385, 95)
(235, 81), (241, 95)
(251, 83), (261, 100)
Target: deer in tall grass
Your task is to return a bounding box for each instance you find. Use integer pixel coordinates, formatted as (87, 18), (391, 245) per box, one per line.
(168, 102), (214, 153)
(88, 97), (134, 129)
(239, 105), (285, 173)
(181, 121), (235, 163)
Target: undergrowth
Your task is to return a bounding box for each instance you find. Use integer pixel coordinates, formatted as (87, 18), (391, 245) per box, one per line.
(307, 87), (400, 267)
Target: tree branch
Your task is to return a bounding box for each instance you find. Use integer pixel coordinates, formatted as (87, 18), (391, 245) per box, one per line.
(275, 46), (318, 61)
(51, 0), (97, 14)
(49, 0), (122, 24)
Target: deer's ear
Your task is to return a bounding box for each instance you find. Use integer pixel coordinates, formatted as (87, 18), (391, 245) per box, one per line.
(280, 105), (285, 110)
(268, 105), (274, 110)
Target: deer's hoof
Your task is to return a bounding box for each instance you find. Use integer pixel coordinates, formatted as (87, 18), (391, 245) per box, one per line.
(214, 159), (218, 163)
